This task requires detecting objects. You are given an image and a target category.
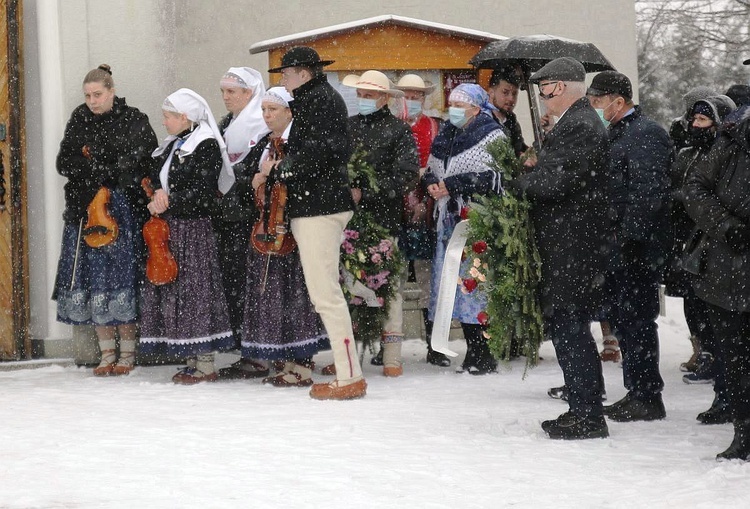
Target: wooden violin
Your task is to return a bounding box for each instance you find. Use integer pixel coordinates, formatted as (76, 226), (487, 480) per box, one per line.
(141, 177), (178, 285)
(83, 186), (119, 248)
(251, 137), (296, 256)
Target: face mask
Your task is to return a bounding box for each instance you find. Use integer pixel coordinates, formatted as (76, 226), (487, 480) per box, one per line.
(595, 99), (619, 128)
(688, 124), (716, 148)
(449, 107), (469, 128)
(358, 98), (379, 116)
(595, 108), (610, 128)
(406, 100), (423, 118)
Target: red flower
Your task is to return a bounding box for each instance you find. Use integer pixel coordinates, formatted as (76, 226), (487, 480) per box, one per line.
(460, 206), (471, 220)
(463, 278), (478, 293)
(472, 241), (488, 254)
(477, 311), (489, 326)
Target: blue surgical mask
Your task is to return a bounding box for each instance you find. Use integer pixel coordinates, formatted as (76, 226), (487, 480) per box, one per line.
(406, 99), (423, 118)
(449, 107), (469, 128)
(358, 98), (379, 116)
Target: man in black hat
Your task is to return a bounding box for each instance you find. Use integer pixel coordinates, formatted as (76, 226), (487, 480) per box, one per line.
(587, 70), (672, 423)
(268, 46), (366, 400)
(509, 56), (611, 440)
(486, 66), (527, 156)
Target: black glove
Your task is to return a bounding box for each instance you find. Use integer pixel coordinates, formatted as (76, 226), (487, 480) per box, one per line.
(725, 225), (750, 254)
(621, 239), (643, 263)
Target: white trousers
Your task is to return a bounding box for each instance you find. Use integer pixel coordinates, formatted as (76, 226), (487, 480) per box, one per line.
(291, 211), (362, 382)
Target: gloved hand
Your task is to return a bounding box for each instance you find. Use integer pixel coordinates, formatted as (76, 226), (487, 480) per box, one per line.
(725, 225), (750, 254)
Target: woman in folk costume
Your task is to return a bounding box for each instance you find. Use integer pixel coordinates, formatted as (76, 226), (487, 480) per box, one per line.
(53, 64), (157, 377)
(139, 88), (234, 384)
(226, 86), (329, 387)
(423, 83), (505, 375)
(215, 67), (270, 354)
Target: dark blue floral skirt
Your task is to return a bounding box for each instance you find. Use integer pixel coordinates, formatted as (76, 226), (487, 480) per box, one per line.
(241, 248), (329, 361)
(138, 217), (235, 358)
(53, 189), (139, 326)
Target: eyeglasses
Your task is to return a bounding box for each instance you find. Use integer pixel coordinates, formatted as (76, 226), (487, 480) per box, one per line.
(538, 81), (560, 99)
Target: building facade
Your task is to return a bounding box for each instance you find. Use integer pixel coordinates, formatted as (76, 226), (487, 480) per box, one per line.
(13, 0), (638, 359)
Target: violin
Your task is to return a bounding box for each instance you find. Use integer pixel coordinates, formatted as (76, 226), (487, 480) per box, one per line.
(83, 187), (119, 248)
(251, 137), (296, 256)
(141, 177), (178, 285)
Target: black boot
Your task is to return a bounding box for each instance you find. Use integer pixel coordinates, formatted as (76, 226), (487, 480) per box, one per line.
(697, 393), (732, 425)
(370, 343), (383, 366)
(604, 392), (666, 422)
(423, 312), (450, 367)
(459, 323), (497, 375)
(717, 420), (750, 461)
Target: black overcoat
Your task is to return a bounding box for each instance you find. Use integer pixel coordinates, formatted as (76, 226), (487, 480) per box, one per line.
(512, 97), (611, 317)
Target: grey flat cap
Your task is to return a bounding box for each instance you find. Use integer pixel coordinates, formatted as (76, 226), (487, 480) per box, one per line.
(529, 57), (586, 83)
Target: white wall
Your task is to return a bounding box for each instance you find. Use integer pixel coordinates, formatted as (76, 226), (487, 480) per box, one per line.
(23, 0), (637, 349)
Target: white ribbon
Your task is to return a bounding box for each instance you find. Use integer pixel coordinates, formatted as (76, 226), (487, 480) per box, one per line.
(430, 219), (470, 358)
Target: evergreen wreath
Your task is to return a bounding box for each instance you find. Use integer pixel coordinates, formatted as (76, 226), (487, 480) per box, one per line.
(463, 137), (544, 371)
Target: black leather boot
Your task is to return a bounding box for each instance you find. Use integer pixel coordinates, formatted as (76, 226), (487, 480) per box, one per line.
(717, 420), (750, 461)
(459, 323), (497, 375)
(698, 393), (732, 425)
(423, 311), (450, 367)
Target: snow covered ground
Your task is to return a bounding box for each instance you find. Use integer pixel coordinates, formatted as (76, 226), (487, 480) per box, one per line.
(3, 297), (750, 509)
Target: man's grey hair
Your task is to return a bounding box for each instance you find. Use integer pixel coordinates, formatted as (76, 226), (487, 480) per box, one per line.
(562, 81), (587, 97)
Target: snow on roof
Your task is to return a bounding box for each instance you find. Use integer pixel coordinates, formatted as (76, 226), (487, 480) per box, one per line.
(249, 14), (506, 54)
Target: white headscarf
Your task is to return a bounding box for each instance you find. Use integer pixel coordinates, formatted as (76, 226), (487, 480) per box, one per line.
(153, 88), (234, 194)
(221, 67), (269, 161)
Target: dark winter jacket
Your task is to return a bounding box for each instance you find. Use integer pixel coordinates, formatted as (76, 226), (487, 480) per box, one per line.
(239, 131), (280, 221)
(663, 145), (709, 295)
(511, 97), (611, 317)
(348, 107), (419, 235)
(150, 134), (223, 220)
(606, 106), (673, 274)
(56, 96), (157, 224)
(684, 108), (750, 312)
(495, 110), (528, 156)
(422, 112), (504, 205)
(217, 113), (255, 223)
(277, 73), (354, 218)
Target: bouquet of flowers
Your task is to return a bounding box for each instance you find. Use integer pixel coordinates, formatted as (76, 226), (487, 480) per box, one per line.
(464, 137), (544, 371)
(341, 149), (405, 347)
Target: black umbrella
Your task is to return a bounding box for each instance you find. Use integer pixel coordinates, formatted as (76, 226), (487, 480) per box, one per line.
(470, 34), (616, 143)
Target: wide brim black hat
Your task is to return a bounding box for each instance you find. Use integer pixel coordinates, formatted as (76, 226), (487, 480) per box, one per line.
(268, 46), (335, 73)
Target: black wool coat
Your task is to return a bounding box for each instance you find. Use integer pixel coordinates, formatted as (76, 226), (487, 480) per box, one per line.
(56, 96), (157, 224)
(684, 109), (750, 312)
(277, 74), (354, 219)
(512, 97), (611, 317)
(150, 135), (223, 220)
(348, 107), (419, 235)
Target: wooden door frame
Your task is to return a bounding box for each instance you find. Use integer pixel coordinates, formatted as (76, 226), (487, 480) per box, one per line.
(1, 0), (28, 360)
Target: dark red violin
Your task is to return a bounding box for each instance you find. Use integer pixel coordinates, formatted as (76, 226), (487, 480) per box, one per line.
(251, 137), (296, 256)
(141, 177), (178, 285)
